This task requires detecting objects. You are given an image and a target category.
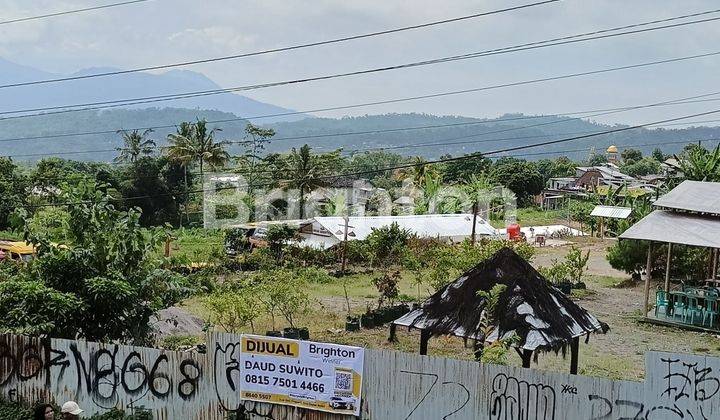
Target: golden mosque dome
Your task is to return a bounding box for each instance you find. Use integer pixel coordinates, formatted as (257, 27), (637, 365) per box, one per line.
(606, 145), (618, 154)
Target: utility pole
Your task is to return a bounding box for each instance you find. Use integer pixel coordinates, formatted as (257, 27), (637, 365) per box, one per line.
(341, 214), (350, 273)
(470, 202), (478, 246)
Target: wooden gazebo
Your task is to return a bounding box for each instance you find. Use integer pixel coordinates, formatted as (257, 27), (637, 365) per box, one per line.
(619, 180), (720, 320)
(390, 248), (608, 374)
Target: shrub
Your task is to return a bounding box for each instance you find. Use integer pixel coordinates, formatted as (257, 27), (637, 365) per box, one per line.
(372, 271), (401, 308)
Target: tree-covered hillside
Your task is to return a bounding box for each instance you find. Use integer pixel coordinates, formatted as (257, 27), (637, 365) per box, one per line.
(4, 108), (719, 162)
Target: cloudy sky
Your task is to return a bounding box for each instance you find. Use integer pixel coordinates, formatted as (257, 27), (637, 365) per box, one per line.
(1, 0), (720, 125)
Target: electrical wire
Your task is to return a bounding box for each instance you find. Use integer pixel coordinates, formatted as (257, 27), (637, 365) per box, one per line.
(0, 0), (561, 89)
(3, 18), (720, 120)
(19, 107), (720, 207)
(6, 88), (720, 159)
(0, 0), (153, 26)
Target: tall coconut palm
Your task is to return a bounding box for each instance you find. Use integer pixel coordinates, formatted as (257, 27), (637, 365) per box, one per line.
(114, 129), (155, 163)
(166, 120), (230, 182)
(281, 144), (328, 219)
(166, 122), (195, 224)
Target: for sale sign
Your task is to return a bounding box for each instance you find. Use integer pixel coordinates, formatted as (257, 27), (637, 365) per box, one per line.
(239, 334), (364, 416)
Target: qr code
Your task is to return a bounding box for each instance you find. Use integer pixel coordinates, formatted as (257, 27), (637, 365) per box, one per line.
(334, 371), (352, 391)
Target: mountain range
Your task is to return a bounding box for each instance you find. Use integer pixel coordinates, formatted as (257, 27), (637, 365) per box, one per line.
(0, 57), (303, 123)
(2, 57), (720, 163)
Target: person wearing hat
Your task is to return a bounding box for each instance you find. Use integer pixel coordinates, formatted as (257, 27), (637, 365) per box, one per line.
(61, 401), (83, 419)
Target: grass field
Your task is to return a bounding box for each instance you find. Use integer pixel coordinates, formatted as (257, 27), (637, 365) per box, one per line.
(172, 238), (720, 382)
(489, 207), (567, 228)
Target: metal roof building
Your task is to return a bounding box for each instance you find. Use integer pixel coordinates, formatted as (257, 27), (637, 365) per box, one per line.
(298, 214), (499, 249)
(619, 180), (720, 319)
(590, 205), (632, 219)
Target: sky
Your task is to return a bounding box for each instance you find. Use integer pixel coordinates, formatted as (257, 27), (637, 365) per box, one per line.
(1, 0), (720, 126)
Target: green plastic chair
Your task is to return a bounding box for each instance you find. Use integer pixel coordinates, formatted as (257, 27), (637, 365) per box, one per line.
(655, 290), (670, 318)
(685, 297), (704, 325)
(672, 294), (686, 320)
(703, 297), (719, 327)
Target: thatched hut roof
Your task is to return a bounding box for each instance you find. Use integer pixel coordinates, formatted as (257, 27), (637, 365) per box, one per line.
(393, 247), (608, 352)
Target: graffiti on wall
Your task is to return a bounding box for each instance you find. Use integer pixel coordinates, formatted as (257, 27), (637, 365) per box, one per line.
(2, 334), (720, 419)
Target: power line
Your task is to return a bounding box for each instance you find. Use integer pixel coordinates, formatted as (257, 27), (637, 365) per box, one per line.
(0, 0), (561, 89)
(6, 88), (720, 158)
(4, 89), (720, 146)
(5, 134), (718, 185)
(0, 0), (153, 26)
(3, 17), (720, 120)
(487, 138), (720, 160)
(20, 107), (720, 207)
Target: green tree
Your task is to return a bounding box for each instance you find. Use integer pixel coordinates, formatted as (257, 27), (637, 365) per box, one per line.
(114, 129), (156, 163)
(621, 148), (643, 165)
(490, 157), (544, 205)
(204, 282), (262, 333)
(0, 157), (28, 229)
(276, 144), (341, 219)
(265, 224), (300, 262)
(366, 222), (414, 267)
(587, 152), (608, 166)
(166, 119), (230, 182)
(3, 183), (190, 343)
(652, 148), (667, 162)
(118, 156), (180, 226)
(537, 156), (576, 181)
(441, 152), (492, 184)
(237, 123), (275, 195)
(622, 157), (661, 177)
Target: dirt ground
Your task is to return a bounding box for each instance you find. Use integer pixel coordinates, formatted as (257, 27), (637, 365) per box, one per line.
(171, 237), (720, 382)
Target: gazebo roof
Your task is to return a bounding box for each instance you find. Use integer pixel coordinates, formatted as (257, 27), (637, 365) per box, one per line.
(653, 180), (720, 215)
(393, 248), (608, 351)
(619, 210), (720, 248)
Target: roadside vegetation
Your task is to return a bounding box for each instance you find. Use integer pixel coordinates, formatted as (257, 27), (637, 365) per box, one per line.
(1, 121), (720, 384)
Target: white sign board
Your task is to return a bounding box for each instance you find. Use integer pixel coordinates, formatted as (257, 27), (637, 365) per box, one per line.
(239, 334), (364, 416)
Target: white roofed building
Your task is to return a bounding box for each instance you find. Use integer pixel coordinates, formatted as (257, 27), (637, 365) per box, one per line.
(298, 213), (498, 249)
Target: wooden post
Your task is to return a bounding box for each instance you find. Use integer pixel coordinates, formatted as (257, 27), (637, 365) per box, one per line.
(643, 241), (653, 317)
(419, 329), (431, 355)
(473, 340), (484, 362)
(665, 243), (672, 293)
(164, 237), (171, 258)
(340, 214), (349, 273)
(521, 349), (533, 368)
(388, 324), (397, 342)
(713, 248), (718, 280)
(570, 337), (579, 375)
(471, 202), (478, 246)
(600, 217), (604, 240)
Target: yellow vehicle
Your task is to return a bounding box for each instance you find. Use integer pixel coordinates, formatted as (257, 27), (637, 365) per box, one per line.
(0, 240), (36, 263)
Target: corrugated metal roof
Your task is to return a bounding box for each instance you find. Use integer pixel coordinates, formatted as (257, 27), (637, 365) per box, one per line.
(653, 180), (720, 215)
(309, 213), (498, 242)
(590, 205), (632, 219)
(619, 210), (720, 248)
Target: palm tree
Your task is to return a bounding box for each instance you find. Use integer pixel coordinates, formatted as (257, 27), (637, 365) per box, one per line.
(166, 120), (230, 182)
(281, 144), (328, 219)
(114, 129), (155, 163)
(166, 122), (195, 225)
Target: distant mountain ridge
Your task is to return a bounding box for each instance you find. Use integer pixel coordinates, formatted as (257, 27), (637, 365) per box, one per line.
(3, 108), (720, 163)
(0, 57), (305, 122)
